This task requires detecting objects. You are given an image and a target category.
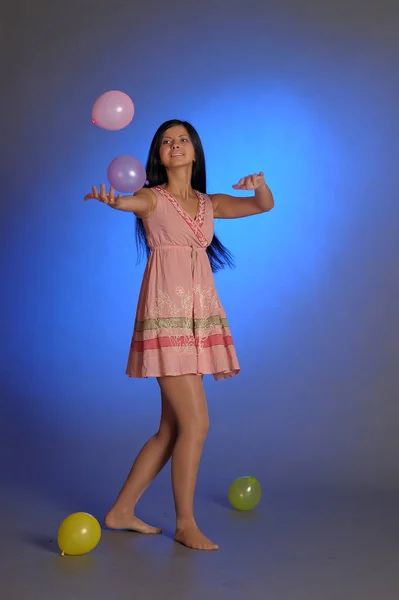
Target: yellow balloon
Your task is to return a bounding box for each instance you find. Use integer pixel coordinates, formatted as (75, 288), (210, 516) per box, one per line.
(228, 476), (262, 511)
(58, 512), (101, 556)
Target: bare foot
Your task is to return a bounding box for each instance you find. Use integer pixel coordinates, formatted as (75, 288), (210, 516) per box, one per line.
(174, 524), (219, 551)
(104, 511), (161, 534)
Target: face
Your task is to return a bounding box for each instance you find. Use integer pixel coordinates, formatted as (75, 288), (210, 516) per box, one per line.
(158, 125), (195, 169)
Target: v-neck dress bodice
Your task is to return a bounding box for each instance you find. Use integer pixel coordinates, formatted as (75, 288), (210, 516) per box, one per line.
(125, 186), (240, 380)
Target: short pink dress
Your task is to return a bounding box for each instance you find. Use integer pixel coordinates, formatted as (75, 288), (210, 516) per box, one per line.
(125, 186), (240, 381)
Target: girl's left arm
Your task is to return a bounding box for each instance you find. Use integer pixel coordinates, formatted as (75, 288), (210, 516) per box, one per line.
(209, 172), (274, 219)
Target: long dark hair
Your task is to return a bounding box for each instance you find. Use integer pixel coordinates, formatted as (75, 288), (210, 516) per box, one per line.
(135, 119), (234, 272)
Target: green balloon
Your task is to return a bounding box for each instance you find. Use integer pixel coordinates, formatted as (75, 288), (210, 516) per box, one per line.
(228, 476), (262, 511)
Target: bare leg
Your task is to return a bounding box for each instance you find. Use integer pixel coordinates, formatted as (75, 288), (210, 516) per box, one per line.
(104, 392), (178, 534)
(158, 374), (218, 551)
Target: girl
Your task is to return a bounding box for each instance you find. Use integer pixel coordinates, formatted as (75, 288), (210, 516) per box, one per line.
(84, 119), (274, 550)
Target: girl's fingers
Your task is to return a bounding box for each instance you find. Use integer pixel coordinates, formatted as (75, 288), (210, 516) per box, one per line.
(99, 183), (108, 202)
(109, 185), (116, 205)
(231, 172), (265, 191)
(85, 185), (120, 202)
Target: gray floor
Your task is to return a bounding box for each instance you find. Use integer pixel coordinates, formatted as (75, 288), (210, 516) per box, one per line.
(1, 481), (399, 600)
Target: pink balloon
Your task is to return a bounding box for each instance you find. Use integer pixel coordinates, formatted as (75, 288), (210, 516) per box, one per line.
(91, 91), (134, 131)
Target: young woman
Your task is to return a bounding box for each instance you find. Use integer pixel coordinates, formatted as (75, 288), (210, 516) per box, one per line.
(84, 119), (274, 550)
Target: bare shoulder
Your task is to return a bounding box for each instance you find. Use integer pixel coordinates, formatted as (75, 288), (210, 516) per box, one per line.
(207, 193), (229, 216)
(134, 187), (156, 201)
(207, 193), (219, 207)
(134, 187), (158, 218)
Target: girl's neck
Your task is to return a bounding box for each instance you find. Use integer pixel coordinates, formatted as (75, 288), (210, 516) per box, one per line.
(164, 166), (193, 199)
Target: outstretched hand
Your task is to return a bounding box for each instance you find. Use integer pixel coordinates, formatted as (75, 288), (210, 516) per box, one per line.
(84, 184), (122, 207)
(232, 172), (266, 191)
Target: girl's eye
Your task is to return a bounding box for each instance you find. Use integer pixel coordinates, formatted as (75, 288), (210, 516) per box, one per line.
(162, 137), (189, 144)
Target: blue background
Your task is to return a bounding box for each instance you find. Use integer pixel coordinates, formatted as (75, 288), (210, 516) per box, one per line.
(1, 0), (399, 516)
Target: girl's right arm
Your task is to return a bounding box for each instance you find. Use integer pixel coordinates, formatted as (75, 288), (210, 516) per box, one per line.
(84, 184), (156, 218)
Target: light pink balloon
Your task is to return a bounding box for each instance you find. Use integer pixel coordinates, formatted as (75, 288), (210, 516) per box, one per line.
(91, 91), (134, 131)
